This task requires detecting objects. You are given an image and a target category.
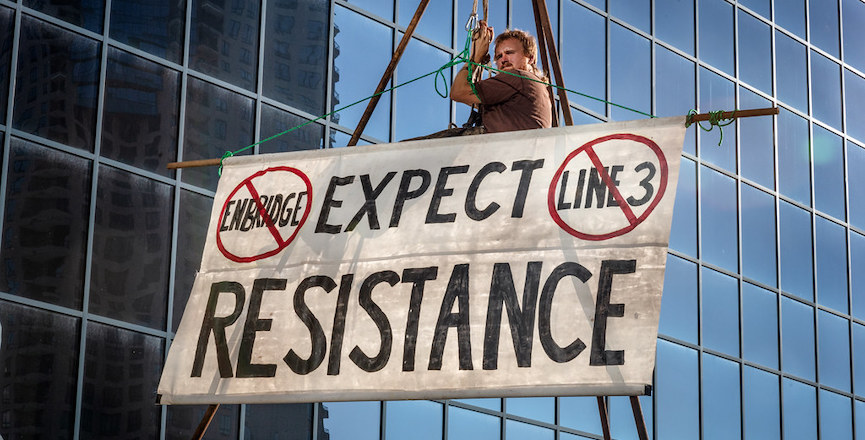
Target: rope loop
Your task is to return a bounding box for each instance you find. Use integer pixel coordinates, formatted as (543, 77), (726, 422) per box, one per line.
(218, 150), (234, 176)
(686, 109), (736, 146)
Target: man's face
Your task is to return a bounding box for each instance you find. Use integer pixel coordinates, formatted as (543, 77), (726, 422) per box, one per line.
(494, 38), (532, 71)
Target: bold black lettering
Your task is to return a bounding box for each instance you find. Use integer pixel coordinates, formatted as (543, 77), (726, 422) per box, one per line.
(590, 259), (634, 366)
(279, 193), (296, 227)
(539, 262), (591, 362)
(401, 267), (439, 371)
(465, 162), (506, 221)
(585, 167), (608, 208)
(390, 169), (431, 227)
(605, 165), (624, 207)
(426, 165), (470, 224)
(429, 264), (473, 370)
(327, 274), (354, 375)
(627, 161), (656, 207)
(557, 171), (572, 210)
(572, 169), (587, 208)
(349, 271), (398, 372)
(220, 200), (235, 231)
(345, 172), (397, 232)
(316, 176), (355, 234)
(229, 198), (248, 231)
(240, 197), (259, 231)
(510, 159), (544, 218)
(291, 191), (307, 226)
(237, 278), (286, 378)
(284, 275), (336, 375)
(483, 262), (542, 370)
(192, 281), (245, 378)
(254, 195), (273, 228)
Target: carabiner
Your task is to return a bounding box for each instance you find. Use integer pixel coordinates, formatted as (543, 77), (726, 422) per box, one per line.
(465, 13), (478, 32)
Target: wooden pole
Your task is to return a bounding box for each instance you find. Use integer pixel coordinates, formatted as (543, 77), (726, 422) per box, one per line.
(191, 404), (220, 440)
(630, 396), (650, 440)
(346, 0), (430, 147)
(687, 106), (779, 123)
(596, 397), (613, 440)
(532, 0), (573, 125)
(531, 0), (558, 127)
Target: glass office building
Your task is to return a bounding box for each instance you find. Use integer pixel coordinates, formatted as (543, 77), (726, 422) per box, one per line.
(0, 0), (863, 438)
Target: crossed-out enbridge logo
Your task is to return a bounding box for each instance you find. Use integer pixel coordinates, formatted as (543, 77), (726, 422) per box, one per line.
(548, 133), (668, 241)
(216, 167), (313, 263)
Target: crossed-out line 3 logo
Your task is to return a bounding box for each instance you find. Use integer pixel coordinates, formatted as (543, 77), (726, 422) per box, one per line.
(216, 167), (313, 263)
(548, 133), (669, 241)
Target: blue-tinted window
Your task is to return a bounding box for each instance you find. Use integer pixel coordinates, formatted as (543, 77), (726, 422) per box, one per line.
(182, 77), (255, 191)
(610, 25), (649, 121)
(818, 310), (851, 392)
(90, 166), (173, 329)
(782, 379), (817, 440)
(0, 302), (79, 439)
(780, 201), (814, 301)
(776, 0), (806, 38)
(660, 255), (698, 343)
(853, 322), (865, 395)
(782, 297), (816, 380)
(701, 354), (741, 440)
(845, 70), (865, 143)
(742, 283), (779, 369)
(813, 125), (846, 220)
(191, 0), (260, 92)
(700, 166), (738, 272)
(24, 0), (104, 32)
(13, 17), (100, 152)
(562, 3), (605, 116)
(0, 6), (11, 123)
(850, 142), (865, 230)
(81, 323), (164, 439)
(506, 397), (554, 424)
(698, 69), (736, 171)
(395, 37), (450, 141)
(110, 0), (185, 63)
(0, 139), (92, 310)
(819, 390), (853, 440)
(264, 0), (329, 115)
(811, 52), (843, 130)
(506, 420), (554, 439)
(698, 0), (733, 74)
(448, 406), (499, 440)
(670, 158), (697, 256)
(347, 0), (391, 21)
(102, 48), (180, 176)
(259, 104), (324, 154)
(560, 397), (604, 436)
(245, 404), (312, 439)
(167, 404), (240, 439)
(741, 184), (777, 287)
(610, 0), (648, 33)
(853, 232), (865, 322)
(775, 32), (808, 113)
(743, 366), (780, 439)
(843, 0), (865, 72)
(511, 0), (557, 48)
(809, 0), (840, 57)
(332, 6), (392, 142)
(737, 10), (772, 94)
(451, 398), (500, 411)
(777, 108), (811, 205)
(656, 341), (699, 438)
(740, 0), (769, 18)
(656, 0), (694, 54)
(322, 402), (379, 440)
(610, 395), (653, 439)
(400, 0), (451, 45)
(816, 217), (848, 313)
(702, 267), (739, 356)
(173, 190), (211, 332)
(385, 401), (442, 440)
(655, 47), (696, 155)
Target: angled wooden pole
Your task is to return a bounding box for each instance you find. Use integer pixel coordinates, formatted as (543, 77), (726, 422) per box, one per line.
(532, 0), (573, 125)
(688, 106), (779, 123)
(630, 396), (650, 440)
(530, 0), (558, 127)
(596, 397), (613, 440)
(347, 0), (430, 146)
(191, 404), (220, 440)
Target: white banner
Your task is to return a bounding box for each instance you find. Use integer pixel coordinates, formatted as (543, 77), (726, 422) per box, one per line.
(158, 117), (687, 404)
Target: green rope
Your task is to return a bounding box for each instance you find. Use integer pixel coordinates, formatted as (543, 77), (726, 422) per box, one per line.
(217, 29), (657, 174)
(685, 109), (736, 146)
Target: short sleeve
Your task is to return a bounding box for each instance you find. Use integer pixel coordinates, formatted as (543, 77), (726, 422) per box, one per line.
(476, 73), (523, 105)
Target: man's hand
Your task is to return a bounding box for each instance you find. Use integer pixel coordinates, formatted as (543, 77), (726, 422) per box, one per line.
(471, 21), (493, 64)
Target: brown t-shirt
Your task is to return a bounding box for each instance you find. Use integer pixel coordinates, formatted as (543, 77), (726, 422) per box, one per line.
(475, 69), (552, 133)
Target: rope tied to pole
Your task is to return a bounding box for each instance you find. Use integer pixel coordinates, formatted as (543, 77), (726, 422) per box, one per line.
(686, 109), (737, 146)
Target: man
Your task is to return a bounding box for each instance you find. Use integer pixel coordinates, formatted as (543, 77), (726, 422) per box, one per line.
(451, 21), (553, 133)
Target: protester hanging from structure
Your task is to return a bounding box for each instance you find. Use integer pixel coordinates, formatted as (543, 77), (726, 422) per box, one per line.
(450, 21), (553, 134)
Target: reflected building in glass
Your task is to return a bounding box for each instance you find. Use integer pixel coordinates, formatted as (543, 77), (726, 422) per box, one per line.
(1, 0), (864, 438)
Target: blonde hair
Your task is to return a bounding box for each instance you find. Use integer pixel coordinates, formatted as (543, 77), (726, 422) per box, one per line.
(494, 29), (549, 82)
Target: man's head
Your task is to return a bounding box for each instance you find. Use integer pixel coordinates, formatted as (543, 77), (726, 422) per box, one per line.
(493, 29), (538, 72)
